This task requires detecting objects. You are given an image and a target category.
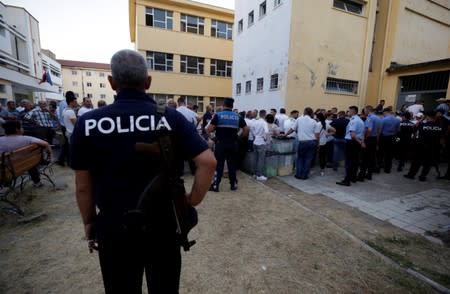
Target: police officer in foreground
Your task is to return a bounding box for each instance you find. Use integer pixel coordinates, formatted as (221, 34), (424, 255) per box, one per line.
(207, 98), (248, 192)
(70, 49), (216, 293)
(404, 110), (443, 181)
(379, 108), (400, 173)
(358, 105), (381, 181)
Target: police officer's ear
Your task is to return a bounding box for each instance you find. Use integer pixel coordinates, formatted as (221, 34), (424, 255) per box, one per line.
(145, 76), (152, 90)
(108, 75), (117, 91)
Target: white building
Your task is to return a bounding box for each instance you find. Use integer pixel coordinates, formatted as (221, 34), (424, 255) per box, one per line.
(0, 2), (59, 106)
(232, 0), (293, 111)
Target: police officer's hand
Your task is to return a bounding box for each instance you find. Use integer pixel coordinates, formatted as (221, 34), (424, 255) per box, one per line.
(84, 223), (98, 253)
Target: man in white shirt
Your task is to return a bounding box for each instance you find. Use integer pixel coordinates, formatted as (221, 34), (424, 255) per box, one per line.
(176, 97), (198, 125)
(407, 100), (424, 117)
(275, 108), (289, 133)
(250, 110), (269, 180)
(63, 94), (78, 144)
(285, 107), (320, 180)
(284, 110), (299, 138)
(77, 97), (93, 117)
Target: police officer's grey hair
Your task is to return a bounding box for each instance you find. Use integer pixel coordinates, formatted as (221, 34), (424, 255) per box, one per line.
(110, 49), (148, 90)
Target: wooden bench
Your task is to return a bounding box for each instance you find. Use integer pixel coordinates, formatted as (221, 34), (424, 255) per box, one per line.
(0, 144), (55, 216)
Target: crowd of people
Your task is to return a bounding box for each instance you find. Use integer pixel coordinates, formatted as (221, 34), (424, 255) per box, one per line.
(180, 97), (450, 188)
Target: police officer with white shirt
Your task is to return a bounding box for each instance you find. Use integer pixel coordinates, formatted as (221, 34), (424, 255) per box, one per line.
(70, 49), (216, 293)
(336, 106), (365, 186)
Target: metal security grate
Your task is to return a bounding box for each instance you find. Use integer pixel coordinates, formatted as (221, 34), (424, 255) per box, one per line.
(400, 71), (449, 92)
(326, 77), (358, 94)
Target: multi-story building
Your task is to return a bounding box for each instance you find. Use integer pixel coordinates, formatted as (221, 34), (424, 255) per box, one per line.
(233, 0), (449, 112)
(58, 60), (116, 106)
(0, 1), (60, 105)
(129, 0), (234, 112)
(35, 49), (63, 101)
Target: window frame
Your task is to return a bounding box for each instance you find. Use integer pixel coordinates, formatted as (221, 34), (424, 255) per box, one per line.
(333, 0), (364, 15)
(86, 82), (92, 87)
(99, 83), (106, 88)
(270, 74), (279, 90)
(180, 14), (204, 35)
(87, 93), (93, 98)
(259, 1), (267, 18)
(257, 77), (264, 92)
(146, 51), (174, 72)
(180, 55), (204, 75)
(211, 19), (233, 40)
(245, 80), (252, 94)
(100, 94), (106, 99)
(180, 95), (204, 113)
(99, 72), (105, 77)
(72, 81), (78, 87)
(145, 7), (173, 29)
(86, 71), (91, 77)
(325, 77), (359, 95)
(71, 70), (77, 75)
(210, 59), (232, 77)
(248, 10), (255, 27)
(236, 83), (242, 95)
(238, 19), (243, 33)
(274, 0), (282, 8)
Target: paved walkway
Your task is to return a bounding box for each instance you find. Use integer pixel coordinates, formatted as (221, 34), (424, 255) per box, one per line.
(278, 164), (450, 236)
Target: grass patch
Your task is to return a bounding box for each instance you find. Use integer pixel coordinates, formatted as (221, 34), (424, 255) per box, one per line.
(366, 240), (414, 268)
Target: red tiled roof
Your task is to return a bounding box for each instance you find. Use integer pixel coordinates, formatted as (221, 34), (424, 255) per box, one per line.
(57, 59), (110, 70)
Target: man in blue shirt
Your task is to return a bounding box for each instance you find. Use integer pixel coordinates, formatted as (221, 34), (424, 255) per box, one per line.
(379, 108), (400, 173)
(358, 105), (382, 180)
(208, 98), (248, 192)
(70, 49), (216, 293)
(337, 106), (365, 186)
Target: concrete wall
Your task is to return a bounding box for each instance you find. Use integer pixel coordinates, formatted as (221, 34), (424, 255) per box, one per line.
(233, 0), (292, 111)
(285, 0), (376, 112)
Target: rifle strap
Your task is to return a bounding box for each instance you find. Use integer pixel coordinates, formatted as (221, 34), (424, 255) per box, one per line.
(156, 101), (177, 179)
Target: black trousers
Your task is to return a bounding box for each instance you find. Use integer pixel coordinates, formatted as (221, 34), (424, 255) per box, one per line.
(58, 126), (69, 165)
(359, 136), (377, 177)
(214, 140), (238, 185)
(344, 140), (361, 182)
(397, 139), (412, 169)
(98, 228), (181, 294)
(380, 135), (395, 172)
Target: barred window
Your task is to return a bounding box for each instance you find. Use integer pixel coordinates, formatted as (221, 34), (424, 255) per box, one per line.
(245, 81), (252, 94)
(257, 78), (264, 92)
(333, 0), (364, 15)
(270, 74), (279, 90)
(238, 19), (243, 33)
(211, 20), (233, 40)
(181, 55), (204, 74)
(146, 51), (173, 72)
(181, 14), (204, 35)
(326, 77), (358, 94)
(146, 7), (173, 29)
(210, 59), (232, 77)
(236, 83), (242, 95)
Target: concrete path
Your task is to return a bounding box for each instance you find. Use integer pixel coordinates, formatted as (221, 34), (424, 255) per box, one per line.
(278, 164), (450, 236)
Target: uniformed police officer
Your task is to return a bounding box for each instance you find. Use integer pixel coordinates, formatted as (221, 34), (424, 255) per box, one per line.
(336, 106), (365, 186)
(404, 110), (443, 181)
(207, 98), (248, 192)
(379, 108), (400, 173)
(70, 49), (216, 293)
(397, 111), (415, 171)
(358, 105), (382, 181)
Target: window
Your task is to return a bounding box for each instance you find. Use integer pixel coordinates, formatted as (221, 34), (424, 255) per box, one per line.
(146, 51), (173, 71)
(259, 1), (267, 18)
(270, 74), (279, 89)
(209, 97), (225, 112)
(72, 81), (78, 86)
(238, 19), (243, 33)
(245, 81), (251, 94)
(149, 94), (174, 105)
(0, 84), (5, 93)
(71, 70), (77, 75)
(87, 93), (93, 98)
(99, 72), (105, 77)
(274, 0), (282, 8)
(333, 0), (364, 15)
(100, 83), (106, 88)
(180, 55), (204, 74)
(0, 27), (5, 37)
(325, 77), (358, 94)
(236, 83), (241, 95)
(248, 11), (254, 27)
(211, 20), (233, 40)
(180, 14), (204, 35)
(181, 95), (204, 112)
(75, 93), (80, 98)
(210, 59), (232, 77)
(100, 94), (106, 99)
(86, 71), (91, 76)
(257, 78), (264, 92)
(87, 82), (92, 87)
(145, 7), (173, 29)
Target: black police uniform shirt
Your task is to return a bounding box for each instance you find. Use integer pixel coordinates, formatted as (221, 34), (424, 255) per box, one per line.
(416, 120), (443, 153)
(399, 120), (415, 142)
(70, 89), (208, 217)
(210, 109), (246, 141)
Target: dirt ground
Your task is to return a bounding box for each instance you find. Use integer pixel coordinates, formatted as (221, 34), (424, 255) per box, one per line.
(0, 167), (448, 293)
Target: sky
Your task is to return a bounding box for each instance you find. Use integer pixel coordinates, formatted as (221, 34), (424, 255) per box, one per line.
(5, 0), (234, 63)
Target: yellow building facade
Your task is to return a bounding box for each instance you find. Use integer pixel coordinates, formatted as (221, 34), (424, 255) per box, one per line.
(58, 60), (116, 107)
(129, 0), (234, 112)
(366, 0), (450, 110)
